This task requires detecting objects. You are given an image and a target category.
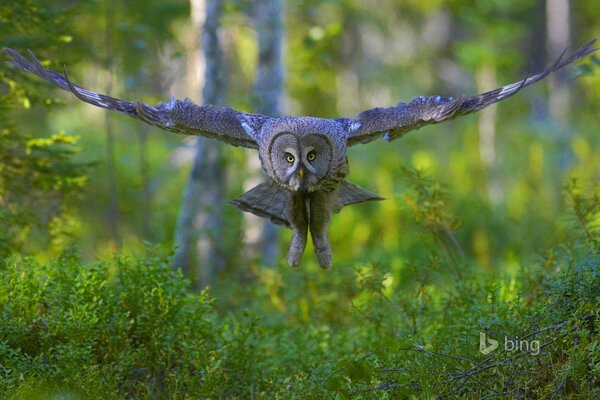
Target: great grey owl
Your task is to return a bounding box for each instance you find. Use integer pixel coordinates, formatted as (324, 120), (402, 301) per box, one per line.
(5, 39), (597, 269)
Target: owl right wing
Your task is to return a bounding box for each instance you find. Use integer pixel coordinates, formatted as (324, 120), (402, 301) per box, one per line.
(344, 38), (597, 146)
(5, 48), (271, 149)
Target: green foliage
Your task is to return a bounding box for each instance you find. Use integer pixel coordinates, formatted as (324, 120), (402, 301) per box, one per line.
(0, 0), (90, 257)
(565, 178), (600, 253)
(0, 129), (89, 257)
(1, 174), (598, 398)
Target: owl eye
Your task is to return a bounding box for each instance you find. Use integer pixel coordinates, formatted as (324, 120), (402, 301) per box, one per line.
(307, 151), (316, 162)
(285, 153), (295, 163)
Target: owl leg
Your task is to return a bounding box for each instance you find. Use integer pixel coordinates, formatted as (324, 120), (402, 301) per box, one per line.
(309, 191), (335, 269)
(286, 192), (308, 267)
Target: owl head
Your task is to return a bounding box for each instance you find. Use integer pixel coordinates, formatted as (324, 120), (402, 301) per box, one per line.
(257, 117), (347, 192)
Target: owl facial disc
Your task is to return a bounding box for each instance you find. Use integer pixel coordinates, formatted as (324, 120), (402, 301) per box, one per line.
(268, 132), (333, 192)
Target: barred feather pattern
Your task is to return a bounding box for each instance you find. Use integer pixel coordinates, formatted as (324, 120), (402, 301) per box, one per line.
(347, 38), (598, 146)
(4, 48), (267, 149)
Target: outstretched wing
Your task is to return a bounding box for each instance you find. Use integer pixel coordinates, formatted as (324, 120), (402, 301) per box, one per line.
(4, 48), (270, 149)
(345, 38), (598, 146)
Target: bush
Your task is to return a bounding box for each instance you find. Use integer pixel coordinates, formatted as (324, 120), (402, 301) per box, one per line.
(0, 1), (90, 257)
(1, 173), (598, 399)
(1, 250), (218, 399)
(2, 252), (597, 399)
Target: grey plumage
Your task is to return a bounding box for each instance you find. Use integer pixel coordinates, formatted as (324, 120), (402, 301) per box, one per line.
(4, 48), (262, 148)
(230, 180), (382, 228)
(5, 38), (597, 268)
(231, 181), (291, 227)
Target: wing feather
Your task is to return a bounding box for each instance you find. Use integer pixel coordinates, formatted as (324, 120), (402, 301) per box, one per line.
(347, 38), (598, 146)
(5, 48), (269, 149)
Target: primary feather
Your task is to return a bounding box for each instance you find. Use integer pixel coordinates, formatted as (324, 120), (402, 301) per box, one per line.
(346, 38), (598, 146)
(4, 47), (267, 149)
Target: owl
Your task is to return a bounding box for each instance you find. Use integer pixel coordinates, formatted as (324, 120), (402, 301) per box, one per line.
(5, 39), (597, 269)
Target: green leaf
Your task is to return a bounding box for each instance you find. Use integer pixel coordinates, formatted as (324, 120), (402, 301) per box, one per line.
(346, 361), (372, 383)
(325, 376), (343, 392)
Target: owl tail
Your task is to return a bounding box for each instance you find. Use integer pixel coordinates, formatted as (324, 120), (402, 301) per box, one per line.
(230, 182), (292, 228)
(230, 180), (382, 228)
(337, 181), (384, 209)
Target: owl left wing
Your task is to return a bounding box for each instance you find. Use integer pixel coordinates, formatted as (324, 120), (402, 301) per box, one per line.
(345, 38), (597, 147)
(5, 48), (270, 149)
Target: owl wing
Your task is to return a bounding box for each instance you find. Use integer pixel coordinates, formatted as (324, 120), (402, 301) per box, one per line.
(4, 48), (270, 149)
(345, 38), (597, 147)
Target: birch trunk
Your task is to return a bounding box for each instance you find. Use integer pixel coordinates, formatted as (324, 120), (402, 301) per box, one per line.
(244, 0), (285, 267)
(546, 0), (572, 174)
(476, 64), (502, 205)
(138, 124), (152, 240)
(173, 0), (226, 287)
(104, 0), (120, 249)
(546, 0), (571, 121)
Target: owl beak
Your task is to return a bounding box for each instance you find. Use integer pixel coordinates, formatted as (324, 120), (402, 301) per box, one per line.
(298, 167), (305, 180)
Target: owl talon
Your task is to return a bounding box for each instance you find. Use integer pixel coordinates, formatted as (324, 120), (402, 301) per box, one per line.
(288, 253), (302, 268)
(288, 232), (307, 268)
(315, 247), (332, 269)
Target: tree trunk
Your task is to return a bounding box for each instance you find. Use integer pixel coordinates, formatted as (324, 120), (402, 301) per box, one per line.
(546, 0), (572, 174)
(138, 124), (152, 240)
(244, 0), (285, 267)
(104, 0), (120, 250)
(476, 64), (502, 205)
(546, 0), (571, 121)
(173, 0), (226, 288)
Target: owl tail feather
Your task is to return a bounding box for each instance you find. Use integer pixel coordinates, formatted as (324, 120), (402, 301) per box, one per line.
(230, 182), (292, 228)
(230, 181), (383, 228)
(337, 181), (384, 209)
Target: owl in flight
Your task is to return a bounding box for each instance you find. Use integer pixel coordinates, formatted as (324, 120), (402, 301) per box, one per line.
(5, 39), (597, 269)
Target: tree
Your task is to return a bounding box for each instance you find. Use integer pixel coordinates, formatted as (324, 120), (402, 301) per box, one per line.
(173, 0), (227, 287)
(103, 0), (121, 249)
(0, 1), (89, 257)
(546, 0), (574, 175)
(243, 0), (285, 267)
(546, 0), (572, 121)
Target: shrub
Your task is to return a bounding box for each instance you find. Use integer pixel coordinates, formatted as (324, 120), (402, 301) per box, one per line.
(1, 173), (598, 399)
(1, 250), (219, 399)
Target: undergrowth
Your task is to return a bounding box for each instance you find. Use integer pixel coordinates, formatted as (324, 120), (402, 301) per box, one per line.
(0, 173), (598, 399)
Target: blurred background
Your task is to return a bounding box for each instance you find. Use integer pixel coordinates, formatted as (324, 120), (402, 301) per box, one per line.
(1, 0), (599, 281)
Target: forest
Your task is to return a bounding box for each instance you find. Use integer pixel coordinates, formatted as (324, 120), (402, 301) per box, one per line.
(1, 0), (599, 398)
